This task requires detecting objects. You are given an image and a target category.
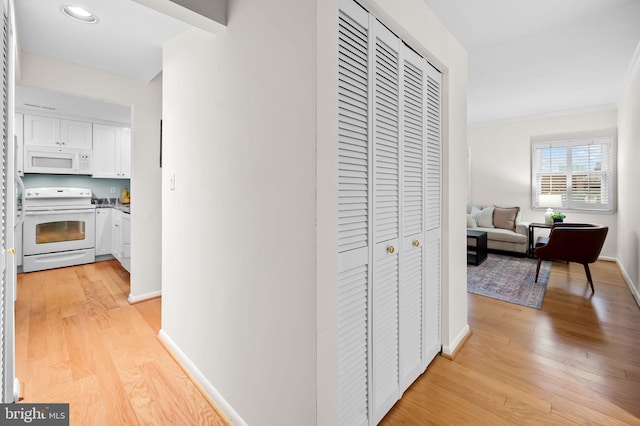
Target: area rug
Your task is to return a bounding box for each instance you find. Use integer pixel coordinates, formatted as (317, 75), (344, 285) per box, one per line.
(467, 254), (552, 309)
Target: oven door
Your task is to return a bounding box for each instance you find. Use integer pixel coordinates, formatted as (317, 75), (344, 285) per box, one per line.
(23, 208), (95, 255)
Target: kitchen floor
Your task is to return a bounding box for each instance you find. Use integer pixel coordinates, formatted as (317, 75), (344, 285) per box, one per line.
(15, 260), (228, 425)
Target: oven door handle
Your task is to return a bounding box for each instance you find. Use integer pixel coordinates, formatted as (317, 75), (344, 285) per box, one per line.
(24, 209), (95, 216)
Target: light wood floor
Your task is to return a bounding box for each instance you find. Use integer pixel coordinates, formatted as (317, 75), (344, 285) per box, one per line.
(382, 259), (640, 425)
(16, 259), (640, 425)
(15, 260), (227, 426)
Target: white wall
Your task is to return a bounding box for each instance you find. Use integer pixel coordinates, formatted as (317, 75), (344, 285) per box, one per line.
(617, 61), (640, 302)
(468, 108), (619, 258)
(160, 1), (317, 423)
(17, 52), (162, 301)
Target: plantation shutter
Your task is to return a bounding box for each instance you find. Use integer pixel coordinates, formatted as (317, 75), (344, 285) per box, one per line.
(423, 62), (442, 363)
(531, 135), (614, 212)
(337, 1), (370, 425)
(398, 44), (425, 393)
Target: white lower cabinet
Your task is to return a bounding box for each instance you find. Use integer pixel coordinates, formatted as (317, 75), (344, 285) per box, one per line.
(95, 208), (130, 272)
(95, 208), (112, 256)
(111, 210), (131, 272)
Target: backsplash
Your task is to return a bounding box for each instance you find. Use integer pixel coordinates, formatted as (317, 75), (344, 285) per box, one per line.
(21, 174), (130, 199)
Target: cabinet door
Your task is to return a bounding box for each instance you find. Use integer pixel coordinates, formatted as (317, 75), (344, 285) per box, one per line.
(24, 115), (59, 146)
(93, 124), (119, 178)
(119, 127), (131, 178)
(95, 209), (112, 256)
(121, 214), (131, 272)
(111, 211), (122, 259)
(60, 119), (92, 149)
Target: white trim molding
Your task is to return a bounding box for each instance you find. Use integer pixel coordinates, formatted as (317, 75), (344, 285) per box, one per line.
(442, 324), (471, 357)
(617, 260), (640, 307)
(158, 330), (247, 426)
(127, 290), (162, 304)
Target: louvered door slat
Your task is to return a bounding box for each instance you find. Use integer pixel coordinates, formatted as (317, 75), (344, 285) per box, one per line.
(370, 18), (400, 425)
(338, 2), (370, 425)
(422, 62), (442, 370)
(399, 45), (425, 393)
(0, 6), (8, 402)
(338, 265), (369, 426)
(425, 71), (441, 232)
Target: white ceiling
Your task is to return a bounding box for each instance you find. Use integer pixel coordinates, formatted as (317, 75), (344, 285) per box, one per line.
(14, 0), (188, 123)
(15, 0), (188, 82)
(14, 1), (640, 125)
(423, 0), (640, 123)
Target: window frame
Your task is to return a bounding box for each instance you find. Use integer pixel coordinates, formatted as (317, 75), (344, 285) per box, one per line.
(531, 129), (617, 214)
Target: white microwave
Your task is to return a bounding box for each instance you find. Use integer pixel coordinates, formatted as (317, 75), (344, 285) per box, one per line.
(24, 145), (92, 175)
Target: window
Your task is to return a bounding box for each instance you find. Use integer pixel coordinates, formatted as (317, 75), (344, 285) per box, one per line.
(531, 131), (616, 213)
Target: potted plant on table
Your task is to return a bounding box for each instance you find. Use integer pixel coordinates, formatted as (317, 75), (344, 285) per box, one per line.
(551, 211), (566, 223)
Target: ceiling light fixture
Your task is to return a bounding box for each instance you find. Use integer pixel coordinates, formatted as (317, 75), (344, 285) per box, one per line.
(61, 5), (98, 24)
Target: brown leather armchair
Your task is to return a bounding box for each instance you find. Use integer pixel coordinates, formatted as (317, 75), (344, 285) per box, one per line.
(534, 223), (608, 292)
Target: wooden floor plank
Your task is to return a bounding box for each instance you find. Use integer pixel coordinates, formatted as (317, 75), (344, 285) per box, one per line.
(17, 258), (640, 424)
(382, 259), (640, 424)
(16, 260), (227, 426)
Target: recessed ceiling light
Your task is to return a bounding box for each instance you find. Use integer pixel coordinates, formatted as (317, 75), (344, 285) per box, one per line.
(61, 5), (98, 24)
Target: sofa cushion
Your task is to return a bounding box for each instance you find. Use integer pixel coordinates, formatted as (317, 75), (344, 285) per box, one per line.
(476, 227), (527, 244)
(475, 206), (494, 228)
(493, 206), (520, 231)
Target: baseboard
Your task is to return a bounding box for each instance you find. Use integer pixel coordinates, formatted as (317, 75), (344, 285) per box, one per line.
(441, 324), (471, 360)
(158, 329), (247, 426)
(616, 260), (640, 308)
(128, 290), (162, 304)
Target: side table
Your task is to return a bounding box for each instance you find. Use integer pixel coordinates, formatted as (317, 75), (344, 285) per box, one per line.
(467, 230), (487, 266)
(528, 222), (552, 258)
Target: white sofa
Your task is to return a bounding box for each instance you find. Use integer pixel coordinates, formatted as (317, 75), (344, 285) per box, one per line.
(467, 205), (529, 255)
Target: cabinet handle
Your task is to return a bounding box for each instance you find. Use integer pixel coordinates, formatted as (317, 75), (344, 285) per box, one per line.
(387, 245), (395, 254)
(8, 248), (15, 255)
(413, 240), (420, 247)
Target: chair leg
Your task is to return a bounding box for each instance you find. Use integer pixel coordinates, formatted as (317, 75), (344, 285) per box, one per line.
(535, 258), (542, 283)
(583, 263), (595, 293)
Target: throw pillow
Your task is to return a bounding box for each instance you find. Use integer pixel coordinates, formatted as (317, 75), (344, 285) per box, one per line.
(493, 206), (520, 231)
(475, 206), (494, 228)
(466, 214), (477, 228)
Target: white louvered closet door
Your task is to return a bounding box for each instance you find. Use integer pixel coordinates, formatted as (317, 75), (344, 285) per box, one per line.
(423, 63), (442, 365)
(337, 1), (370, 425)
(370, 18), (401, 425)
(337, 1), (442, 424)
(398, 44), (426, 394)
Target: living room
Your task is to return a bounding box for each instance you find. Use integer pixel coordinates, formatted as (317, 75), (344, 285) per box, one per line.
(429, 0), (640, 305)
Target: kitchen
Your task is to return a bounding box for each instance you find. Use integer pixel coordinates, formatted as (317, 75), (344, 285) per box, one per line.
(15, 85), (132, 274)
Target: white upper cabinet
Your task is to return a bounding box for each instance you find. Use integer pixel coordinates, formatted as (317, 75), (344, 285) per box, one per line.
(92, 123), (131, 178)
(24, 114), (92, 149)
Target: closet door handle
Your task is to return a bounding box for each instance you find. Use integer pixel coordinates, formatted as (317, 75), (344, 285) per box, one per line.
(413, 240), (420, 247)
(387, 245), (395, 254)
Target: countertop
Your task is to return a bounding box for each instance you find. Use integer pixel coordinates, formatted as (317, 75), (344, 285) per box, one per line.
(94, 202), (130, 214)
